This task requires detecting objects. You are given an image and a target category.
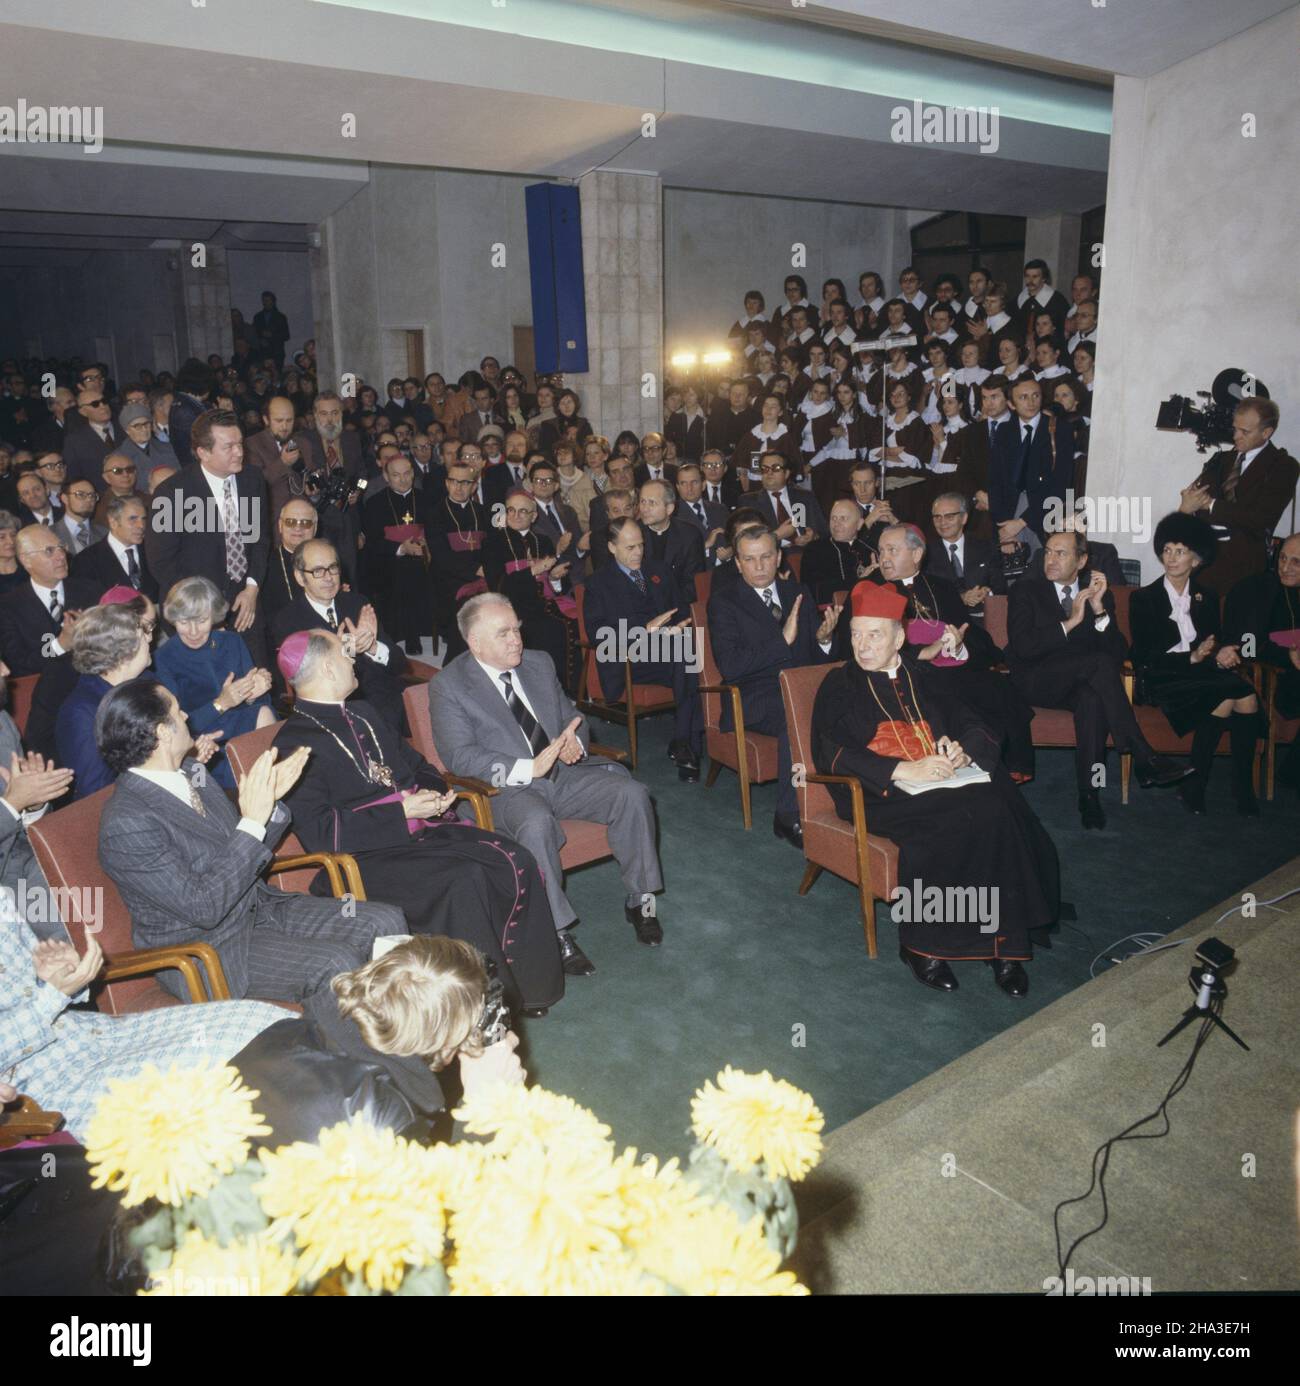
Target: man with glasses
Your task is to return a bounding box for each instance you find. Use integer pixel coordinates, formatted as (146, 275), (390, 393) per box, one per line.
(93, 453), (143, 527)
(746, 454), (827, 546)
(271, 538), (407, 731)
(633, 433), (677, 489)
(262, 497), (318, 622)
(63, 386), (118, 491)
(72, 494), (158, 601)
(53, 478), (106, 556)
(34, 451), (68, 497)
(525, 460), (582, 553)
(927, 491), (1003, 624)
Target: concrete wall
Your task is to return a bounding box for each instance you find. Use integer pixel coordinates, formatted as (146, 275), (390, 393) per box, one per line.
(226, 248), (314, 359)
(1087, 7), (1300, 578)
(662, 190), (916, 349)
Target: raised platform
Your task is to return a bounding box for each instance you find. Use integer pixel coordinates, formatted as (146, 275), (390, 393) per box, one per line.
(791, 858), (1300, 1294)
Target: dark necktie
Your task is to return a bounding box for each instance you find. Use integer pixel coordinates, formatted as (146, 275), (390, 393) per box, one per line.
(48, 592), (63, 623)
(630, 568), (647, 596)
(763, 587), (781, 620)
(949, 543), (963, 580)
(772, 491), (790, 527)
(1014, 424), (1034, 492)
(126, 546), (141, 589)
(1222, 453), (1244, 501)
(499, 672), (548, 756)
(708, 485), (719, 504)
(692, 502), (705, 525)
(1059, 585), (1073, 620)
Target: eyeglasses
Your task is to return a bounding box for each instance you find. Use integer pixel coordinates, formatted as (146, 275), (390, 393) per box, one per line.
(105, 465), (137, 476)
(505, 506), (537, 517)
(759, 464), (788, 475)
(281, 517), (316, 529)
(66, 489), (98, 501)
(23, 544), (64, 559)
(303, 563), (342, 579)
(932, 511), (964, 522)
(82, 399), (106, 409)
(37, 460), (65, 471)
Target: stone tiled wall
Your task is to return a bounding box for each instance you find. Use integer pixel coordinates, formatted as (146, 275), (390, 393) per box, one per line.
(564, 170), (663, 442)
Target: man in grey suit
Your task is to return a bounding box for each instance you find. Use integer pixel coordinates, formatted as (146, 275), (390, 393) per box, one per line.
(52, 477), (107, 556)
(429, 593), (663, 976)
(96, 677), (404, 1002)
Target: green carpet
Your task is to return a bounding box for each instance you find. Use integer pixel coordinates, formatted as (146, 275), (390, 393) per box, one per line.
(517, 708), (1300, 1169)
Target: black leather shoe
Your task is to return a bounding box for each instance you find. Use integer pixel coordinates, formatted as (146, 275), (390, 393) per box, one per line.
(772, 814), (803, 849)
(624, 902), (663, 945)
(1178, 779), (1207, 815)
(899, 944), (958, 992)
(522, 1006), (549, 1019)
(1078, 792), (1106, 830)
(1135, 754), (1194, 789)
(558, 929), (595, 976)
(668, 738), (699, 769)
(987, 958), (1029, 997)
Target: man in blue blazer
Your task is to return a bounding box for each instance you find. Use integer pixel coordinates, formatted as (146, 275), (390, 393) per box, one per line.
(582, 516), (703, 779)
(989, 378), (1074, 545)
(706, 525), (841, 846)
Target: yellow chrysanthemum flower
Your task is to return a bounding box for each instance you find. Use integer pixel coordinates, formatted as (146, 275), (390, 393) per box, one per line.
(140, 1230), (299, 1297)
(632, 1201), (808, 1296)
(85, 1062), (269, 1208)
(255, 1116), (451, 1293)
(690, 1067), (824, 1181)
(447, 1140), (629, 1295)
(453, 1084), (612, 1155)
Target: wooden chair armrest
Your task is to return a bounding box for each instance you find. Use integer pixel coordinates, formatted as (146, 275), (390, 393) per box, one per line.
(269, 852), (343, 896)
(445, 772), (499, 798)
(1122, 666), (1135, 702)
(803, 772), (874, 886)
(698, 683), (748, 743)
(102, 942), (232, 1002)
(590, 742), (629, 763)
(453, 788), (495, 830)
(0, 1095), (65, 1146)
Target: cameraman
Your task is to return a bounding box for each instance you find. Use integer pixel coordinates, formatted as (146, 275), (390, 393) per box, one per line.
(1180, 398), (1298, 596)
(301, 390), (366, 583)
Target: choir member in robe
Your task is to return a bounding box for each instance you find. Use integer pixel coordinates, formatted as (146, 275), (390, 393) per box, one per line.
(812, 580), (1060, 995)
(273, 628), (565, 1014)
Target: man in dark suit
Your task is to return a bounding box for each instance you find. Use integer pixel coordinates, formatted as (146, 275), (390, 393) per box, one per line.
(0, 525), (102, 756)
(29, 386), (76, 457)
(582, 516), (703, 778)
(243, 395), (311, 524)
(1025, 510), (1125, 588)
(744, 453), (828, 546)
(674, 462), (729, 564)
(707, 382), (759, 460)
(928, 489), (1005, 623)
(429, 593), (664, 974)
(953, 375), (1014, 540)
(270, 537), (408, 732)
(458, 383), (498, 444)
(1224, 531), (1300, 791)
(582, 488), (638, 573)
(636, 478), (706, 592)
(62, 387), (117, 490)
(526, 460), (582, 553)
(1179, 399), (1299, 598)
(699, 449), (742, 509)
(15, 471), (64, 529)
(707, 526), (840, 845)
(146, 407), (271, 665)
(1006, 529), (1190, 829)
(71, 494), (158, 600)
(95, 678), (404, 1003)
(989, 377), (1074, 545)
(633, 433), (678, 489)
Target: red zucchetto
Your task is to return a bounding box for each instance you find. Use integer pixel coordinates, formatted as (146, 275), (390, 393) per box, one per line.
(850, 580), (908, 621)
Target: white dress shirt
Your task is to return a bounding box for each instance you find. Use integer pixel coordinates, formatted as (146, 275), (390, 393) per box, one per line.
(30, 580), (68, 655)
(106, 532), (141, 581)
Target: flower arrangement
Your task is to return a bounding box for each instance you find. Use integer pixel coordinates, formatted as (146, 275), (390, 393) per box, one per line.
(84, 1061), (824, 1296)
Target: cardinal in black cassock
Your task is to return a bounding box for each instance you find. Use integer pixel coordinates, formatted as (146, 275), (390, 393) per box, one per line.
(813, 581), (1059, 993)
(273, 630), (564, 1012)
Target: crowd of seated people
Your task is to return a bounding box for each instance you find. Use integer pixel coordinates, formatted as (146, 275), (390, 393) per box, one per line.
(1, 254), (1298, 1244)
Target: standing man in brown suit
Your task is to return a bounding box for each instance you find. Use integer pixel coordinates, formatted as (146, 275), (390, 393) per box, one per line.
(244, 395), (311, 525)
(1180, 399), (1298, 597)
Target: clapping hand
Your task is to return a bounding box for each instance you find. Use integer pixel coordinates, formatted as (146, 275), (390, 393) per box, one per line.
(193, 730), (224, 765)
(555, 715), (585, 765)
(938, 622), (968, 659)
(1191, 635), (1217, 665)
(1215, 643), (1242, 669)
(1086, 571), (1108, 614)
(555, 531), (573, 555)
(1180, 481), (1212, 515)
(32, 933), (103, 997)
(782, 593), (804, 646)
(237, 745), (309, 825)
(0, 751), (73, 811)
(815, 601), (842, 644)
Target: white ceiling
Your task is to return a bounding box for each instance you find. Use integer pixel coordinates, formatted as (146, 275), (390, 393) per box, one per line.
(722, 0), (1300, 78)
